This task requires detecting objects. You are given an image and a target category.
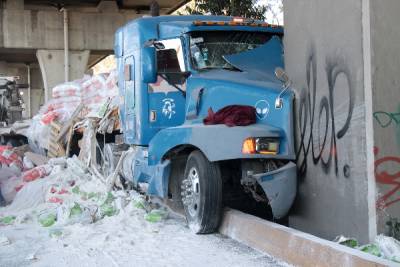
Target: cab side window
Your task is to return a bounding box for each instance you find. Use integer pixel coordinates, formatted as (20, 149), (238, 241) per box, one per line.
(157, 49), (185, 85)
(157, 49), (181, 73)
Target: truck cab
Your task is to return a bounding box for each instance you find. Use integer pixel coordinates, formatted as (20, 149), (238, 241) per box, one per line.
(114, 15), (296, 233)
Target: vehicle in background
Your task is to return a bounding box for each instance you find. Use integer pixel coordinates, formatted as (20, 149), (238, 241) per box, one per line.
(0, 76), (28, 146)
(0, 76), (26, 126)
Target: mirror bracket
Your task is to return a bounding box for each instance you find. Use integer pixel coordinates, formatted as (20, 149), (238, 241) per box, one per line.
(143, 39), (165, 50)
(274, 67), (292, 109)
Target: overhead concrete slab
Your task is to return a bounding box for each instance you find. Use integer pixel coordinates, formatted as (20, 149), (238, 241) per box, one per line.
(0, 48), (37, 64)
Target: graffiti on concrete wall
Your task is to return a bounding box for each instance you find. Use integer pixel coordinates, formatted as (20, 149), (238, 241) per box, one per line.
(374, 105), (400, 150)
(374, 105), (400, 209)
(296, 48), (354, 179)
(374, 111), (400, 128)
(374, 146), (400, 209)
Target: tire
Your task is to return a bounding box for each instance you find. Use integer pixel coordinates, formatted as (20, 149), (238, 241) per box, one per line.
(181, 150), (222, 234)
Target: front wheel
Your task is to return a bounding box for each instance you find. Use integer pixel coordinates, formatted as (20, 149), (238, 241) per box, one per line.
(181, 150), (222, 234)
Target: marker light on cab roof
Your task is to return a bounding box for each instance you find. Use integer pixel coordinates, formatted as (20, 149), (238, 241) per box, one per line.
(232, 17), (245, 23)
(192, 20), (280, 28)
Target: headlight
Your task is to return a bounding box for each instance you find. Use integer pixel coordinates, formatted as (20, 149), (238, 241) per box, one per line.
(242, 137), (279, 155)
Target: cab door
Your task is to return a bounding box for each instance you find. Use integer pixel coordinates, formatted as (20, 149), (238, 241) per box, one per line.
(148, 39), (186, 130)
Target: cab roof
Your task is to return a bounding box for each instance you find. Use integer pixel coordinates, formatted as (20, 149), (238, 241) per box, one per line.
(118, 15), (283, 39)
(114, 15), (283, 56)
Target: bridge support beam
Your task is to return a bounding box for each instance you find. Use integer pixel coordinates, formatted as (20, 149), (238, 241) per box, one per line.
(36, 49), (89, 101)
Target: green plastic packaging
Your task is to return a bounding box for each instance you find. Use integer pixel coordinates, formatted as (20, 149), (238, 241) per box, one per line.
(0, 216), (16, 224)
(101, 204), (117, 217)
(100, 192), (117, 217)
(360, 244), (382, 257)
(340, 239), (358, 248)
(39, 214), (56, 227)
(133, 199), (146, 210)
(71, 186), (80, 194)
(70, 203), (83, 217)
(88, 192), (100, 200)
(145, 209), (168, 223)
(49, 229), (63, 238)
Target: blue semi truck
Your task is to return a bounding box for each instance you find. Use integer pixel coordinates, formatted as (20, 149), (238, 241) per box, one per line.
(112, 15), (296, 233)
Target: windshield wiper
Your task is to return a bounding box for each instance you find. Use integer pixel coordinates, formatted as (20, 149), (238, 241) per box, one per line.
(199, 66), (240, 71)
(159, 73), (186, 97)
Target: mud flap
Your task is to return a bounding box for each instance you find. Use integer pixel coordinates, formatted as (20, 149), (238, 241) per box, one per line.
(146, 160), (171, 197)
(252, 162), (297, 219)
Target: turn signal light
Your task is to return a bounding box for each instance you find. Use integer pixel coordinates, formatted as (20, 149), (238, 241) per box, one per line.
(242, 138), (256, 154)
(242, 138), (279, 155)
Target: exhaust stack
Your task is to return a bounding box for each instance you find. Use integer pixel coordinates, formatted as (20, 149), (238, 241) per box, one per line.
(150, 1), (160, 17)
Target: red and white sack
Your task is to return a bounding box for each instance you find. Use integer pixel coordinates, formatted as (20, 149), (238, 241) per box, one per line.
(83, 94), (105, 106)
(47, 96), (81, 110)
(0, 146), (22, 169)
(105, 70), (118, 91)
(82, 74), (107, 95)
(22, 164), (52, 182)
(52, 82), (82, 98)
(40, 110), (59, 125)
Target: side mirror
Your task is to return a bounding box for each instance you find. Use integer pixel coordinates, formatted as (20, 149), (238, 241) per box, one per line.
(275, 67), (289, 85)
(142, 46), (157, 84)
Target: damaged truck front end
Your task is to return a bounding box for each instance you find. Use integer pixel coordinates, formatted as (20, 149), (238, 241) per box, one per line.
(114, 15), (297, 234)
(241, 160), (297, 219)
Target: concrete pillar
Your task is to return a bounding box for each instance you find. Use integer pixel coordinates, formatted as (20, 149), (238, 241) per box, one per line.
(36, 50), (89, 101)
(284, 0), (377, 243)
(370, 0), (400, 234)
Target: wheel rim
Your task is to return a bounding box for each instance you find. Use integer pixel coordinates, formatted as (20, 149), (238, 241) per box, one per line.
(181, 167), (201, 218)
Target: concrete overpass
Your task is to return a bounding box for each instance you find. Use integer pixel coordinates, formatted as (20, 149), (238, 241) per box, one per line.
(0, 0), (187, 116)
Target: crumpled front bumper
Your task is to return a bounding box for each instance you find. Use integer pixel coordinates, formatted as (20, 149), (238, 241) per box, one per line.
(252, 162), (297, 219)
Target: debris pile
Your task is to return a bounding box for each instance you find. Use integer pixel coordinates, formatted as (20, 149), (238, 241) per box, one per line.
(335, 235), (400, 263)
(0, 70), (172, 248)
(0, 68), (126, 226)
(26, 71), (119, 152)
(1, 69), (123, 205)
(0, 152), (169, 233)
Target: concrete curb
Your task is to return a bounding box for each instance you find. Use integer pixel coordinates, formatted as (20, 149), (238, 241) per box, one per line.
(219, 209), (397, 267)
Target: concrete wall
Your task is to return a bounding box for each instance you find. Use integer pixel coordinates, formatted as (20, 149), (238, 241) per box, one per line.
(370, 0), (400, 233)
(284, 0), (376, 243)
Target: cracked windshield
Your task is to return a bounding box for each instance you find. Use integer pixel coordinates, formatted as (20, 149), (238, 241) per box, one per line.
(189, 31), (279, 70)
